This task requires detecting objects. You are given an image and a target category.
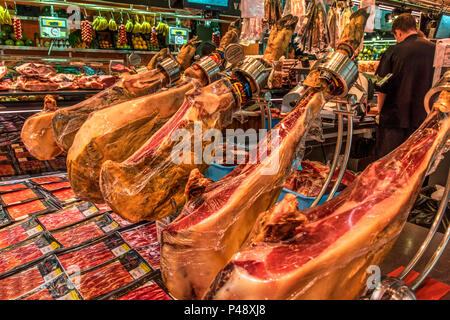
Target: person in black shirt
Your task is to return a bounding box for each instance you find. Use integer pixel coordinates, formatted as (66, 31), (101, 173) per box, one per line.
(374, 13), (435, 159)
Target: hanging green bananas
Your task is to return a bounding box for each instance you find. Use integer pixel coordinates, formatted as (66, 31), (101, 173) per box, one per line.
(0, 6), (12, 25)
(132, 15), (141, 34)
(125, 19), (133, 33)
(109, 16), (117, 31)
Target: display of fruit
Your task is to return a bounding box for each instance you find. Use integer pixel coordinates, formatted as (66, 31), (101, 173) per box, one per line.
(81, 20), (94, 43)
(99, 40), (113, 49)
(132, 35), (147, 50)
(155, 22), (169, 36)
(93, 16), (108, 31)
(0, 5), (12, 25)
(118, 24), (127, 46)
(108, 17), (117, 31)
(13, 18), (22, 41)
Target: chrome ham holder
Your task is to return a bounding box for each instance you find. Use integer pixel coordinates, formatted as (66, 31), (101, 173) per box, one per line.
(155, 55), (182, 85)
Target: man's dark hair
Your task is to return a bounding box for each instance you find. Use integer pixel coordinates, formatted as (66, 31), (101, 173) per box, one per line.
(392, 13), (417, 33)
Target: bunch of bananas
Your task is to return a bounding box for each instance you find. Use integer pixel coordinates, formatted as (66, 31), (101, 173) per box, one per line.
(125, 19), (133, 33)
(155, 22), (169, 36)
(92, 16), (108, 31)
(140, 17), (151, 34)
(132, 17), (141, 34)
(0, 5), (12, 25)
(108, 18), (117, 31)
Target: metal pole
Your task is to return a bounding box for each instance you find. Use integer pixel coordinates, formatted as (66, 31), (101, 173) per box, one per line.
(327, 110), (353, 200)
(398, 168), (450, 280)
(310, 106), (344, 208)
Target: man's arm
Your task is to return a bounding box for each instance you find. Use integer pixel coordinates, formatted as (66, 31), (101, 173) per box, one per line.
(377, 92), (386, 112)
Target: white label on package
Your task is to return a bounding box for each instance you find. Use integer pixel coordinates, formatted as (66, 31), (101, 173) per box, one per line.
(129, 263), (150, 280)
(102, 222), (118, 233)
(81, 207), (98, 217)
(43, 268), (62, 282)
(111, 244), (130, 257)
(26, 225), (43, 237)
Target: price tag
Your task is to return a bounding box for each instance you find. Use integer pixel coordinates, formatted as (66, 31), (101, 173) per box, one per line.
(15, 148), (24, 152)
(56, 290), (81, 300)
(43, 268), (62, 282)
(129, 263), (151, 280)
(40, 245), (54, 255)
(18, 158), (27, 162)
(111, 244), (130, 257)
(81, 207), (98, 217)
(26, 225), (43, 237)
(102, 221), (119, 233)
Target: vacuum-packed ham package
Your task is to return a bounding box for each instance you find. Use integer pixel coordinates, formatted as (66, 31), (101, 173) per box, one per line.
(0, 187), (44, 207)
(0, 255), (64, 300)
(0, 181), (31, 194)
(119, 223), (158, 249)
(109, 212), (134, 227)
(49, 188), (79, 206)
(0, 232), (62, 276)
(70, 250), (152, 300)
(51, 213), (119, 249)
(0, 217), (44, 250)
(18, 274), (82, 300)
(137, 244), (161, 270)
(30, 175), (67, 185)
(103, 276), (172, 300)
(37, 202), (100, 231)
(2, 198), (58, 223)
(38, 181), (71, 192)
(57, 233), (131, 276)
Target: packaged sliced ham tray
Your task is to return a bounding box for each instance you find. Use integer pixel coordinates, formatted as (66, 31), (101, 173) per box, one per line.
(48, 187), (79, 206)
(102, 274), (172, 300)
(136, 244), (161, 270)
(2, 198), (58, 223)
(0, 187), (44, 207)
(57, 233), (132, 276)
(0, 231), (62, 276)
(119, 222), (158, 249)
(0, 181), (32, 194)
(0, 255), (65, 300)
(37, 202), (100, 231)
(18, 273), (82, 300)
(51, 213), (120, 249)
(0, 217), (44, 250)
(70, 250), (152, 300)
(29, 175), (67, 185)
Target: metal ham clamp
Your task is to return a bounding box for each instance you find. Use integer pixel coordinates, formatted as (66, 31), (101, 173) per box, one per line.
(283, 50), (363, 207)
(361, 73), (450, 300)
(156, 55), (182, 85)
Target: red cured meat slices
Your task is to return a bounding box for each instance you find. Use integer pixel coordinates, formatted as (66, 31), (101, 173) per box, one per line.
(137, 245), (160, 269)
(40, 181), (71, 191)
(53, 222), (104, 248)
(118, 282), (171, 300)
(1, 189), (39, 205)
(23, 288), (53, 300)
(0, 224), (28, 250)
(58, 242), (115, 275)
(31, 176), (64, 184)
(72, 261), (133, 300)
(0, 164), (15, 177)
(120, 224), (157, 249)
(0, 266), (44, 300)
(38, 207), (85, 231)
(95, 203), (112, 213)
(51, 188), (78, 202)
(7, 200), (47, 220)
(0, 183), (27, 193)
(0, 242), (42, 274)
(109, 212), (133, 227)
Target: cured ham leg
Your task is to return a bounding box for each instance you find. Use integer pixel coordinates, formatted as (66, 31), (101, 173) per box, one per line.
(160, 8), (370, 300)
(100, 78), (243, 222)
(21, 95), (63, 160)
(67, 21), (241, 203)
(52, 68), (169, 152)
(68, 79), (201, 203)
(205, 92), (450, 300)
